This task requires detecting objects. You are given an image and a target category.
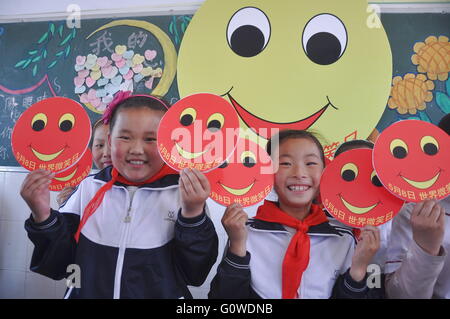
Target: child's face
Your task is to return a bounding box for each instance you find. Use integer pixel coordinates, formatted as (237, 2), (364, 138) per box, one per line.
(273, 138), (324, 214)
(109, 107), (165, 183)
(92, 124), (111, 169)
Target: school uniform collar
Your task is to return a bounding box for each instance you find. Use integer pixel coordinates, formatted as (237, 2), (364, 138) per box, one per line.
(93, 165), (180, 189)
(247, 218), (345, 237)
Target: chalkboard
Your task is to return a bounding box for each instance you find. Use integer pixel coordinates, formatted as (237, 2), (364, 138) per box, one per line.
(0, 12), (449, 167)
(377, 13), (450, 132)
(0, 14), (192, 167)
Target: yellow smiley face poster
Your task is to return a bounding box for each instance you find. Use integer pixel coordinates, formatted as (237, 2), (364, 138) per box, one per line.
(177, 0), (392, 155)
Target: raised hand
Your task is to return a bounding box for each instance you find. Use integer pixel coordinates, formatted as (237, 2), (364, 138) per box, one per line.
(350, 225), (381, 282)
(20, 169), (54, 223)
(222, 203), (248, 257)
(411, 200), (445, 256)
(179, 168), (211, 218)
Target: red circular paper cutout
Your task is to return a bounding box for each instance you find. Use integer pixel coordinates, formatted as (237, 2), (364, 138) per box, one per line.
(320, 148), (404, 228)
(157, 93), (240, 172)
(11, 97), (92, 172)
(205, 138), (273, 207)
(373, 120), (450, 202)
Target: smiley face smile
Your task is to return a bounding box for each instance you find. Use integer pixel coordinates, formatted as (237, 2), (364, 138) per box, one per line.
(226, 92), (334, 139)
(54, 166), (78, 181)
(219, 180), (255, 196)
(339, 194), (379, 215)
(400, 170), (441, 189)
(30, 146), (65, 162)
(174, 141), (209, 160)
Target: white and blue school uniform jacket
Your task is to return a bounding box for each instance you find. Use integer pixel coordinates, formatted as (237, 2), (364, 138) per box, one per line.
(25, 167), (218, 299)
(209, 218), (369, 299)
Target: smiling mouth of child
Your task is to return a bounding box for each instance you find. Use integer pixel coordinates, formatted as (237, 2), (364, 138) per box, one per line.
(287, 185), (311, 192)
(127, 160), (147, 166)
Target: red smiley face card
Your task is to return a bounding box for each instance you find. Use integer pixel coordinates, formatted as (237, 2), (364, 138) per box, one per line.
(373, 119), (450, 202)
(12, 97), (92, 173)
(157, 93), (240, 172)
(320, 148), (404, 228)
(49, 148), (93, 192)
(205, 137), (274, 207)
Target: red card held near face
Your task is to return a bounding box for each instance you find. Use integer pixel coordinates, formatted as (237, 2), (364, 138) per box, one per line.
(320, 148), (404, 228)
(12, 97), (92, 173)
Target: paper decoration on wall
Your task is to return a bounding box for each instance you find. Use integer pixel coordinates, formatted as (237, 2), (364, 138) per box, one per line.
(205, 137), (273, 207)
(373, 119), (450, 202)
(177, 0), (392, 156)
(49, 148), (93, 191)
(157, 93), (240, 172)
(11, 97), (91, 172)
(321, 148), (404, 228)
(77, 19), (178, 113)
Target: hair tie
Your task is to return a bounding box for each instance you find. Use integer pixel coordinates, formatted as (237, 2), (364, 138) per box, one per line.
(101, 90), (132, 124)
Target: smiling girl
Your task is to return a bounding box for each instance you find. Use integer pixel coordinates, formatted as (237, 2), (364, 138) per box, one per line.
(209, 130), (380, 299)
(21, 91), (218, 298)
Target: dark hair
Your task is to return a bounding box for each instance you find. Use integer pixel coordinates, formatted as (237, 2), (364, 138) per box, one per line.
(266, 129), (325, 165)
(334, 139), (374, 158)
(438, 113), (450, 135)
(109, 96), (169, 133)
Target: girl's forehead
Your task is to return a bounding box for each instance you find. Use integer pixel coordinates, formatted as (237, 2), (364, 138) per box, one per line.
(278, 137), (320, 153)
(116, 107), (164, 119)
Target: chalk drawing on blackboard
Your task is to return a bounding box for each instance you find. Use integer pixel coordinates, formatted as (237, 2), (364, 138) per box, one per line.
(412, 36), (450, 82)
(71, 20), (177, 114)
(168, 15), (192, 45)
(14, 22), (78, 77)
(74, 45), (163, 113)
(0, 75), (58, 164)
(387, 35), (450, 124)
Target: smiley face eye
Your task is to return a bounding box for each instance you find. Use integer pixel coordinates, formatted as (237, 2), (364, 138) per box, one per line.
(207, 113), (225, 132)
(390, 139), (408, 159)
(179, 107), (197, 126)
(420, 136), (439, 156)
(59, 113), (75, 132)
(31, 113), (48, 131)
(341, 163), (358, 182)
(241, 151), (256, 168)
(227, 7), (271, 58)
(302, 14), (348, 65)
(371, 170), (383, 187)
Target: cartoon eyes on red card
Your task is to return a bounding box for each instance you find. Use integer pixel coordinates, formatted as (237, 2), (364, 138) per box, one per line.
(12, 97), (92, 172)
(373, 120), (450, 202)
(157, 93), (240, 172)
(340, 162), (383, 187)
(205, 138), (273, 207)
(320, 148), (404, 227)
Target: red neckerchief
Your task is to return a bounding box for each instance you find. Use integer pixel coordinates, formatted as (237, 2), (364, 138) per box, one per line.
(254, 200), (328, 299)
(74, 165), (177, 242)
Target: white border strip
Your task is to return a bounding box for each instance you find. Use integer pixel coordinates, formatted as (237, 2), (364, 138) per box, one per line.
(0, 2), (449, 23)
(0, 4), (201, 23)
(0, 166), (28, 173)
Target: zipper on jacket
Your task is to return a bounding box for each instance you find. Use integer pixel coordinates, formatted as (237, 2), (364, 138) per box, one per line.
(124, 205), (132, 223)
(113, 187), (136, 298)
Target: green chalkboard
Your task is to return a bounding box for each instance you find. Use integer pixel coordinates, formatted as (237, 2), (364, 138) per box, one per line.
(0, 12), (449, 167)
(377, 13), (450, 132)
(0, 14), (191, 167)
